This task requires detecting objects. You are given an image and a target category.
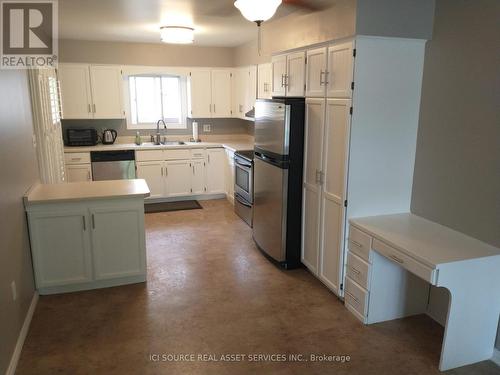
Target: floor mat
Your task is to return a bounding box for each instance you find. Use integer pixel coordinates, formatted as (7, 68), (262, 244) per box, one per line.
(144, 200), (202, 213)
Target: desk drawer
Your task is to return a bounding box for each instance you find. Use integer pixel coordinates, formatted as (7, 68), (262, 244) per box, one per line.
(345, 277), (368, 319)
(136, 150), (164, 162)
(65, 152), (90, 164)
(346, 251), (370, 290)
(165, 149), (191, 160)
(348, 225), (372, 262)
(372, 239), (436, 284)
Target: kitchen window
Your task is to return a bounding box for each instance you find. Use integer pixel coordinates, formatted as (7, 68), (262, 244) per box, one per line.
(127, 75), (187, 129)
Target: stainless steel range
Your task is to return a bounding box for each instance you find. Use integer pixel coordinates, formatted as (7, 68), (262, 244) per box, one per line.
(234, 150), (254, 227)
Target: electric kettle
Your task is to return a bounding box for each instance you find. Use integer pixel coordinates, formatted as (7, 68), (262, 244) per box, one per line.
(102, 129), (117, 145)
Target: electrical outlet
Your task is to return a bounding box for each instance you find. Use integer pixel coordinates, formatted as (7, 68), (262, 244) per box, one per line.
(203, 124), (211, 132)
(11, 281), (17, 301)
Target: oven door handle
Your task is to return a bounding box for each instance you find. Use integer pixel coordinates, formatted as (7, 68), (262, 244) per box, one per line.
(235, 160), (252, 169)
(235, 194), (252, 208)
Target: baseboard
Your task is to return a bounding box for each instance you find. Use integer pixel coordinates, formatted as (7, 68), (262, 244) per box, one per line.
(5, 292), (39, 375)
(492, 348), (500, 366)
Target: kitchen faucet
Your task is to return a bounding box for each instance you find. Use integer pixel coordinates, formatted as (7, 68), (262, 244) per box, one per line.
(153, 119), (167, 145)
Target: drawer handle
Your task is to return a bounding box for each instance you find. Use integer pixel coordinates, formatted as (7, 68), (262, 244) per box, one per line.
(351, 240), (363, 248)
(350, 266), (361, 275)
(389, 254), (405, 264)
(71, 157), (82, 161)
(345, 291), (359, 304)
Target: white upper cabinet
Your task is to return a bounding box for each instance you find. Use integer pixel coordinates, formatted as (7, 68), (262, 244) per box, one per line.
(257, 63), (272, 99)
(231, 66), (256, 119)
(58, 63), (124, 119)
(89, 65), (124, 119)
(306, 47), (328, 97)
(188, 69), (212, 118)
(271, 55), (287, 97)
(211, 70), (232, 118)
(271, 52), (306, 97)
(286, 51), (306, 97)
(326, 41), (355, 98)
(58, 64), (93, 119)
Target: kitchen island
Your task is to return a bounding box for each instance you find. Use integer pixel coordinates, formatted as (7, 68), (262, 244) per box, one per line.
(24, 179), (150, 295)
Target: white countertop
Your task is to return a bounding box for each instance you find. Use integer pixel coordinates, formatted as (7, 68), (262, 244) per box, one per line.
(63, 140), (254, 154)
(350, 213), (500, 267)
(24, 179), (150, 205)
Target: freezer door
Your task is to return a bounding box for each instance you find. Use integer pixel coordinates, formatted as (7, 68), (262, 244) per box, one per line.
(255, 101), (290, 156)
(252, 157), (288, 262)
(92, 160), (136, 181)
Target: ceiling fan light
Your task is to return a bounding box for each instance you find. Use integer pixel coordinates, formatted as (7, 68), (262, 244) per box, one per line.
(234, 0), (282, 23)
(160, 26), (194, 44)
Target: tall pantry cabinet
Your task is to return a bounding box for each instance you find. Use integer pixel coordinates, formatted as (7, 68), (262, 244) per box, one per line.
(301, 36), (426, 297)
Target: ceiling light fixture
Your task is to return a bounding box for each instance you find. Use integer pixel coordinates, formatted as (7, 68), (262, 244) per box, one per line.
(160, 26), (194, 44)
(234, 0), (282, 25)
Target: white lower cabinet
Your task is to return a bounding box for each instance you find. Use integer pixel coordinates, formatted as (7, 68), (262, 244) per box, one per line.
(26, 199), (146, 295)
(90, 207), (145, 280)
(165, 160), (193, 197)
(28, 210), (93, 287)
(206, 148), (226, 194)
(135, 161), (165, 199)
(225, 149), (235, 204)
(136, 147), (226, 200)
(66, 164), (92, 182)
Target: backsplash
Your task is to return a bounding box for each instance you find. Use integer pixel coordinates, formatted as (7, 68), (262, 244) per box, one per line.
(61, 117), (254, 143)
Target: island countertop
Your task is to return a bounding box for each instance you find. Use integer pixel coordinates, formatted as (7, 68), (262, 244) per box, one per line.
(24, 179), (151, 205)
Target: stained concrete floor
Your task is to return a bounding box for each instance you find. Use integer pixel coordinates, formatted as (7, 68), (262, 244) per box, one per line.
(16, 199), (499, 375)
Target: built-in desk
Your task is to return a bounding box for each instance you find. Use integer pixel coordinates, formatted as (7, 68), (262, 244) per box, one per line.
(346, 213), (500, 371)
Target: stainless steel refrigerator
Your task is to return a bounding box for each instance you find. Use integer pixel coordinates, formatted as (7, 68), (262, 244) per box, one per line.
(252, 98), (305, 269)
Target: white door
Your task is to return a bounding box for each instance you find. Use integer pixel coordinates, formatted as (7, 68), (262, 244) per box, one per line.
(306, 47), (327, 97)
(89, 65), (124, 118)
(301, 98), (325, 274)
(28, 210), (92, 288)
(211, 70), (232, 117)
(90, 207), (146, 280)
(258, 63), (272, 99)
(188, 70), (212, 118)
(191, 159), (206, 194)
(286, 51), (306, 97)
(58, 64), (93, 119)
(165, 160), (192, 196)
(271, 55), (287, 97)
(319, 99), (351, 295)
(326, 41), (354, 98)
(206, 148), (226, 194)
(136, 161), (165, 199)
(66, 164), (92, 182)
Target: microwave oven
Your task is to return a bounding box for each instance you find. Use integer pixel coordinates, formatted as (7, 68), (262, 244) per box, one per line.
(66, 128), (98, 146)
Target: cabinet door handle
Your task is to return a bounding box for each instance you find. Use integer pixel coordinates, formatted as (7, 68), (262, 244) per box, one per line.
(350, 266), (361, 275)
(319, 70), (325, 86)
(87, 104), (91, 113)
(351, 240), (363, 248)
(213, 104), (216, 113)
(192, 165), (195, 174)
(208, 154), (210, 163)
(161, 167), (163, 176)
(345, 291), (359, 304)
(389, 254), (405, 264)
(87, 170), (91, 180)
(281, 74), (285, 87)
(91, 214), (95, 229)
(71, 157), (81, 161)
(324, 71), (330, 86)
(93, 104), (96, 113)
(165, 167), (168, 176)
(82, 216), (86, 231)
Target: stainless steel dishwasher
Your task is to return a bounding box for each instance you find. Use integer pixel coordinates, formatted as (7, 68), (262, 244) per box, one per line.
(91, 150), (136, 181)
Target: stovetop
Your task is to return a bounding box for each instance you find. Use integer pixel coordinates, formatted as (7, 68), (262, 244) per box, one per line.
(234, 150), (254, 162)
